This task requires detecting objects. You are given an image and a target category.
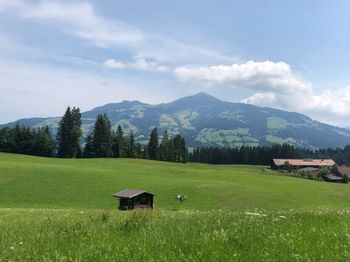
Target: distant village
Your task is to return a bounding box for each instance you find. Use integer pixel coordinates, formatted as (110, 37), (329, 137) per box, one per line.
(272, 158), (350, 183)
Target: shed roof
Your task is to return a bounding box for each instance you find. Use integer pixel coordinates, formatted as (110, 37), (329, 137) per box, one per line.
(114, 189), (154, 198)
(338, 166), (350, 176)
(273, 159), (335, 167)
(324, 174), (344, 181)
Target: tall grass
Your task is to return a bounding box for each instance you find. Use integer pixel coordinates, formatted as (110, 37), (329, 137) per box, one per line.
(1, 209), (350, 261)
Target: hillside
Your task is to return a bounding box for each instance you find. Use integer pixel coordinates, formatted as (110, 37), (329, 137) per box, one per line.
(1, 153), (350, 261)
(1, 153), (350, 211)
(2, 93), (350, 149)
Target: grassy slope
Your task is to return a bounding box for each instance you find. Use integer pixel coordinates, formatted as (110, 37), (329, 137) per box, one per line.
(0, 152), (350, 211)
(1, 153), (350, 261)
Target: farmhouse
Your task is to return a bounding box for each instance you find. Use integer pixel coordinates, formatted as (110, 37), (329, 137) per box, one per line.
(114, 189), (155, 210)
(337, 166), (350, 177)
(272, 158), (335, 169)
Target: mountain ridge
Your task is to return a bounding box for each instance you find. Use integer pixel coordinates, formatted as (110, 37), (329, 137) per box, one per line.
(2, 93), (350, 149)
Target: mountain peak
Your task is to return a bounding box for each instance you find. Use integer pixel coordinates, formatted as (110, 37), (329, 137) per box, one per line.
(189, 92), (221, 100)
(168, 92), (223, 108)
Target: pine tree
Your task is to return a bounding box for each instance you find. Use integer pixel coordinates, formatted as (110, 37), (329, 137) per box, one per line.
(172, 134), (182, 162)
(127, 133), (135, 158)
(159, 130), (172, 161)
(56, 106), (82, 158)
(83, 134), (94, 158)
(147, 128), (159, 160)
(142, 145), (150, 159)
(91, 114), (113, 157)
(112, 125), (127, 157)
(171, 134), (188, 163)
(134, 143), (143, 158)
(71, 107), (82, 157)
(33, 127), (54, 156)
(0, 127), (15, 152)
(180, 136), (188, 163)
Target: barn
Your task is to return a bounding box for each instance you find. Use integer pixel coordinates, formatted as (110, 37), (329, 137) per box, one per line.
(272, 159), (335, 169)
(113, 189), (155, 210)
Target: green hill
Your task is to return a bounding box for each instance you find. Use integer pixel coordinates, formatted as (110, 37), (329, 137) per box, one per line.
(1, 153), (350, 261)
(1, 152), (349, 211)
(2, 93), (350, 149)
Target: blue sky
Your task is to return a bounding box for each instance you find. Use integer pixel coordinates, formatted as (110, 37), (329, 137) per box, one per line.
(1, 0), (350, 126)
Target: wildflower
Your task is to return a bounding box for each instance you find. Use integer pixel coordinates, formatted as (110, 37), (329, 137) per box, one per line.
(10, 246), (14, 250)
(19, 242), (23, 245)
(245, 212), (267, 217)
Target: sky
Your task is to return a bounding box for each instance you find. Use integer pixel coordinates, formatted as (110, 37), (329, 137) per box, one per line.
(1, 0), (350, 126)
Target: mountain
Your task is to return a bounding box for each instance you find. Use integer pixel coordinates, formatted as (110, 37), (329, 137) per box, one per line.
(2, 92), (350, 149)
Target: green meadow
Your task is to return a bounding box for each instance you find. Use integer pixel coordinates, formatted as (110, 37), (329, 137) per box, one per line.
(1, 152), (350, 261)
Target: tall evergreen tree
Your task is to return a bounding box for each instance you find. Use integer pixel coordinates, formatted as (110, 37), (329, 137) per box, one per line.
(172, 134), (188, 163)
(142, 145), (149, 159)
(83, 134), (94, 158)
(91, 114), (113, 157)
(159, 130), (172, 161)
(134, 143), (143, 158)
(126, 133), (135, 158)
(56, 106), (82, 158)
(71, 107), (82, 157)
(147, 128), (159, 160)
(112, 125), (127, 157)
(180, 136), (188, 163)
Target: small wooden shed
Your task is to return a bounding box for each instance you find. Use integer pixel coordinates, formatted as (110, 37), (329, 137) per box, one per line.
(113, 189), (155, 210)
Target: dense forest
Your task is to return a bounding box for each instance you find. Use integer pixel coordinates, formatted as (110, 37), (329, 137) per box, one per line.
(0, 106), (350, 166)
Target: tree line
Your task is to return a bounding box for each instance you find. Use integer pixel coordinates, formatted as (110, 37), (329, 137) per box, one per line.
(0, 125), (54, 156)
(189, 144), (350, 165)
(0, 106), (188, 163)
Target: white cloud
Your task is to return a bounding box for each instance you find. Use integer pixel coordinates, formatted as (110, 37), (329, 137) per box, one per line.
(0, 0), (233, 63)
(173, 60), (350, 126)
(0, 0), (143, 47)
(104, 58), (170, 72)
(242, 86), (350, 126)
(174, 61), (311, 93)
(104, 59), (126, 69)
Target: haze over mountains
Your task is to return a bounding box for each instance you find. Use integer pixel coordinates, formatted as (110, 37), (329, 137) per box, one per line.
(2, 93), (350, 149)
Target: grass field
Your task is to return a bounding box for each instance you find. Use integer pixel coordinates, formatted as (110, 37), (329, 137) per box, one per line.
(1, 153), (350, 261)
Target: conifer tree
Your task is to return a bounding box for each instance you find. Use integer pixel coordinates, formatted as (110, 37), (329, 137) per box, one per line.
(83, 134), (94, 158)
(112, 125), (127, 157)
(126, 133), (135, 158)
(71, 107), (82, 157)
(33, 126), (54, 156)
(56, 106), (82, 158)
(159, 130), (172, 161)
(91, 114), (113, 157)
(134, 143), (143, 158)
(147, 128), (159, 160)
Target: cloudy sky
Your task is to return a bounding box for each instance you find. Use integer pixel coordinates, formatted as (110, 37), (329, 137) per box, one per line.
(1, 0), (350, 126)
